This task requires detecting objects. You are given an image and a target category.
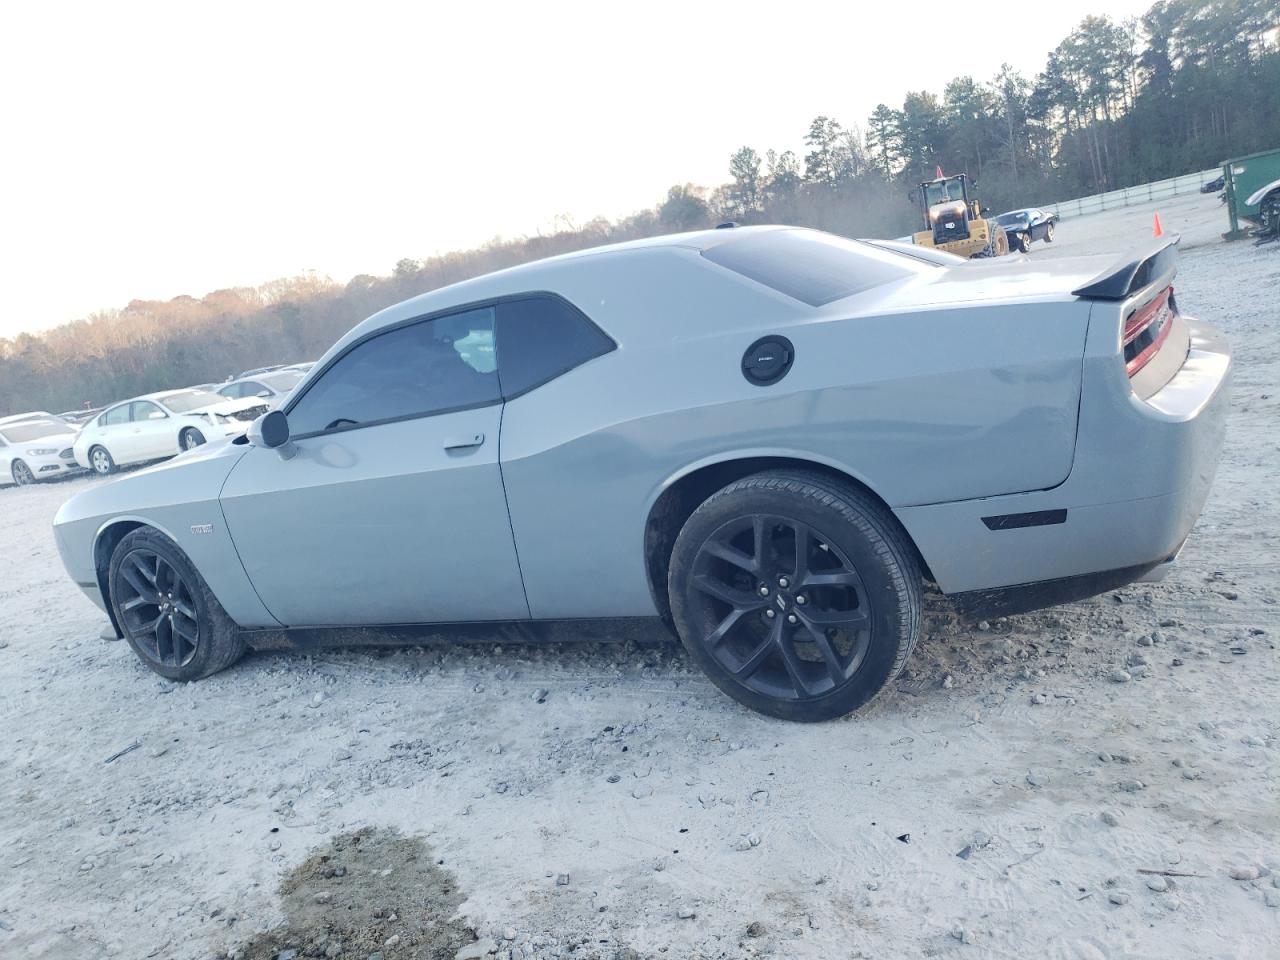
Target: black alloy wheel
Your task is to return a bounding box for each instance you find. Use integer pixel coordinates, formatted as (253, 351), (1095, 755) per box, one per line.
(108, 527), (246, 681)
(115, 548), (201, 669)
(669, 471), (920, 721)
(687, 514), (873, 703)
(181, 427), (206, 450)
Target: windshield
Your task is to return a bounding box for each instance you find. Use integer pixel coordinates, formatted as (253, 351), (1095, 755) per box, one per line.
(260, 370), (304, 392)
(157, 390), (223, 413)
(996, 211), (1030, 225)
(0, 420), (74, 443)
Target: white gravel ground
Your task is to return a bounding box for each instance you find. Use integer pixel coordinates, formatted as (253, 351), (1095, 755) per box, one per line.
(1, 191), (1278, 960)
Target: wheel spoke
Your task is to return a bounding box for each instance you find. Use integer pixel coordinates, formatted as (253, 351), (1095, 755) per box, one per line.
(774, 625), (812, 698)
(121, 594), (153, 613)
(798, 606), (869, 629)
(700, 540), (757, 574)
(803, 623), (848, 687)
(172, 598), (196, 620)
(704, 605), (752, 648)
(692, 573), (763, 610)
(790, 522), (811, 582)
(121, 563), (159, 603)
(733, 618), (781, 679)
(171, 614), (198, 643)
(800, 570), (861, 589)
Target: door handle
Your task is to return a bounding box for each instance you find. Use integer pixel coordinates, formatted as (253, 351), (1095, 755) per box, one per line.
(443, 433), (484, 451)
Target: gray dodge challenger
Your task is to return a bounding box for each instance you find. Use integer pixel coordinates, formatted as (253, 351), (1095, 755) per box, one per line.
(53, 226), (1230, 721)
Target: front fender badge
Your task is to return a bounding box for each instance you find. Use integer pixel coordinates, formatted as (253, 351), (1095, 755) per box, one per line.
(191, 524), (214, 535)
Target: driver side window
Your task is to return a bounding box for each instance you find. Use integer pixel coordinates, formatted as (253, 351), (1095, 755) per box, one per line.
(286, 306), (499, 437)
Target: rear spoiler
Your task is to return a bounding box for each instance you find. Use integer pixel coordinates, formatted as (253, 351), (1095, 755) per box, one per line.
(1071, 234), (1179, 300)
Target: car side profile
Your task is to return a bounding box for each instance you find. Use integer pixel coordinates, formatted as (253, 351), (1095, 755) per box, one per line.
(53, 226), (1229, 720)
(0, 416), (84, 486)
(993, 208), (1058, 252)
(72, 389), (270, 475)
(216, 368), (306, 409)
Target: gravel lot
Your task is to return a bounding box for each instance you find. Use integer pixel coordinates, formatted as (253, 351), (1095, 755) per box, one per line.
(2, 192), (1277, 959)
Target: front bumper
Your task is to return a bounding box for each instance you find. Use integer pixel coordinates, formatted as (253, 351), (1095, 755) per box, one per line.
(26, 455), (86, 481)
(898, 317), (1231, 594)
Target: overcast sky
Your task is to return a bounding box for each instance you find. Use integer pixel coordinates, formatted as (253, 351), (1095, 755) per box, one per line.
(0, 0), (1156, 338)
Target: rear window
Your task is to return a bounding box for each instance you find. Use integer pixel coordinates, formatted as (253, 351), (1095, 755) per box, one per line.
(700, 229), (932, 307)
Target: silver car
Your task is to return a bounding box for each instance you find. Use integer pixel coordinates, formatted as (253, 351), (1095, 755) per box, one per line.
(52, 227), (1230, 720)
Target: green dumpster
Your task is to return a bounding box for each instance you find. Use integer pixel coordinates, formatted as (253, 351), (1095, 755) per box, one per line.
(1222, 146), (1280, 240)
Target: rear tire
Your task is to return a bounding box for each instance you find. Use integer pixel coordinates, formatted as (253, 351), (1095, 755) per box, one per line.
(668, 471), (921, 721)
(89, 446), (116, 475)
(1045, 221), (1055, 242)
(12, 460), (34, 486)
(108, 527), (246, 681)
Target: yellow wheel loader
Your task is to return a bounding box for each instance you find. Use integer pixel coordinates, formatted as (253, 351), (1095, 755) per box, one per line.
(911, 173), (1009, 259)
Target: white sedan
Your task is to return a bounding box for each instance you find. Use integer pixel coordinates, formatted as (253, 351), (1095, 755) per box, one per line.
(73, 389), (270, 475)
(0, 416), (84, 486)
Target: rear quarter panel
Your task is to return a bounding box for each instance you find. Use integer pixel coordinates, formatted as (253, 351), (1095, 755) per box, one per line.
(499, 249), (1090, 618)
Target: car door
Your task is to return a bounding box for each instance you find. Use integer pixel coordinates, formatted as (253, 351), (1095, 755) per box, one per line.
(126, 400), (174, 461)
(92, 403), (133, 460)
(0, 436), (11, 484)
(219, 304), (530, 627)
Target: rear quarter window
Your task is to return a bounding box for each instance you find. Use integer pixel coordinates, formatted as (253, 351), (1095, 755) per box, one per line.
(700, 229), (933, 307)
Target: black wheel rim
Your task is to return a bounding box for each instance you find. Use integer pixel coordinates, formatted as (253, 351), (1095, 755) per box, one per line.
(183, 431), (202, 449)
(117, 549), (200, 668)
(14, 462), (33, 485)
(688, 515), (872, 702)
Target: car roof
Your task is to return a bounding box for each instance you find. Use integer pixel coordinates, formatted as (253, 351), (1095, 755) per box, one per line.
(0, 411), (55, 424)
(338, 225), (827, 345)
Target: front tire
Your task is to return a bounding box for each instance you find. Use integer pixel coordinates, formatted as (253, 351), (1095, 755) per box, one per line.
(1018, 232), (1032, 253)
(668, 471), (921, 721)
(1044, 221), (1055, 242)
(89, 446), (116, 475)
(108, 528), (246, 681)
(12, 460), (35, 486)
(180, 427), (206, 451)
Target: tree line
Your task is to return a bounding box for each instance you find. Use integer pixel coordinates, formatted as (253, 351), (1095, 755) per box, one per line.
(2, 0), (1276, 416)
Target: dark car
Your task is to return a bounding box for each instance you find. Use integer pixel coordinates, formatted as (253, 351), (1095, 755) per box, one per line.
(1201, 175), (1225, 194)
(993, 208), (1058, 252)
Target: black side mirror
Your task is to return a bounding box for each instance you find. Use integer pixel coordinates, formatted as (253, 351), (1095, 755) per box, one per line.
(248, 409), (296, 460)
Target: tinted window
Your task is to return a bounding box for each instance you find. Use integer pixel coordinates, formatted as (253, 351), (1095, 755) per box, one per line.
(701, 229), (932, 307)
(240, 380), (269, 397)
(130, 401), (166, 422)
(496, 296), (614, 398)
(217, 384), (240, 399)
(100, 405), (130, 426)
(287, 306), (499, 436)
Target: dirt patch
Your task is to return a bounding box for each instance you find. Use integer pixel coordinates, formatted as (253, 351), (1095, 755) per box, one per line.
(236, 829), (474, 960)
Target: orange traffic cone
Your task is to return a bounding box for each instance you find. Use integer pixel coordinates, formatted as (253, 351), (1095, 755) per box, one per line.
(1153, 213), (1163, 237)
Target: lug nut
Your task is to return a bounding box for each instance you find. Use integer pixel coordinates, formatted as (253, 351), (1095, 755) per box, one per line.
(758, 585), (770, 596)
(795, 594), (807, 605)
(764, 609), (776, 619)
(777, 576), (790, 588)
(786, 613), (798, 624)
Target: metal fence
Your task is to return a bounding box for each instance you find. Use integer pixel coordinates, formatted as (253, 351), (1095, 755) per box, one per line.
(1043, 168), (1220, 219)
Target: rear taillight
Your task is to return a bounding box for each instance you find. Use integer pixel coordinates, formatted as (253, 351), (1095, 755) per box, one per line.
(1123, 286), (1175, 377)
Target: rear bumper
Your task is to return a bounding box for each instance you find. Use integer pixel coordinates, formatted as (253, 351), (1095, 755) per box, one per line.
(899, 317), (1231, 595)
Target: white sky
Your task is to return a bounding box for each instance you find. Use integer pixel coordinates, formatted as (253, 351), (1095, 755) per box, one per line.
(0, 0), (1156, 338)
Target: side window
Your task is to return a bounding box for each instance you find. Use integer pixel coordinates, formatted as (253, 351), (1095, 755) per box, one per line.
(218, 384), (239, 399)
(130, 401), (166, 422)
(101, 405), (130, 426)
(287, 306), (499, 437)
(495, 296), (614, 398)
(242, 381), (269, 397)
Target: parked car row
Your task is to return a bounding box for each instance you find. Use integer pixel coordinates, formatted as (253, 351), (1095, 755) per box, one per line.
(1, 361), (314, 486)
